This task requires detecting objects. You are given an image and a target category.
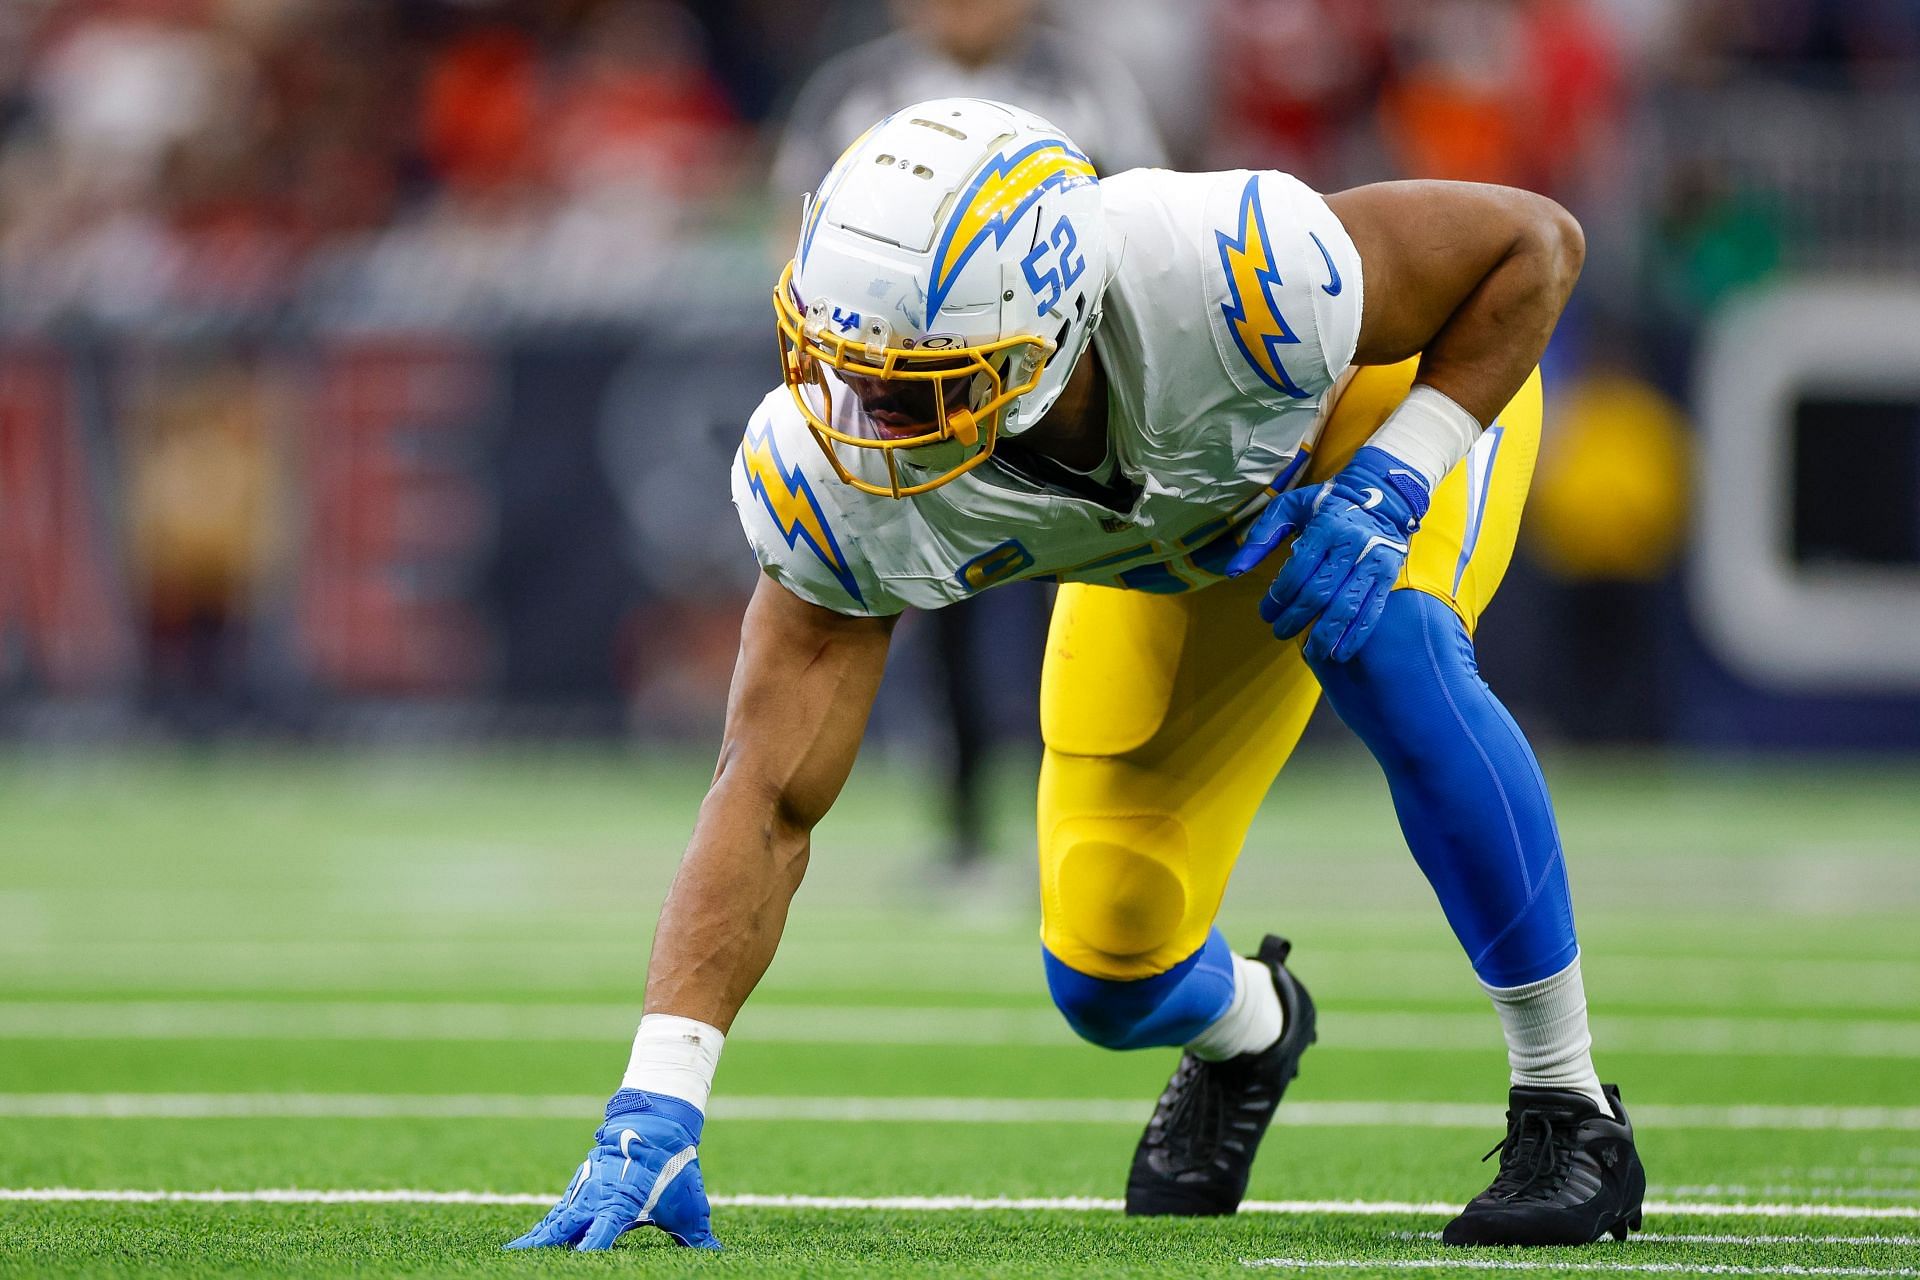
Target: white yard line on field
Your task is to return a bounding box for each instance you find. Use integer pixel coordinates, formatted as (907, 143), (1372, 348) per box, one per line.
(0, 1188), (558, 1206)
(1634, 1236), (1920, 1247)
(4, 1188), (1920, 1223)
(1667, 1187), (1920, 1204)
(1399, 1232), (1920, 1247)
(1244, 1261), (1920, 1276)
(4, 1092), (1920, 1134)
(5, 950), (1919, 1010)
(3, 1002), (1920, 1058)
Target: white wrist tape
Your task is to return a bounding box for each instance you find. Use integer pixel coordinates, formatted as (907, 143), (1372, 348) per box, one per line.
(622, 1013), (725, 1113)
(1366, 384), (1483, 493)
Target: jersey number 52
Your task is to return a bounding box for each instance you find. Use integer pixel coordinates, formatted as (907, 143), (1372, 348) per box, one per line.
(1022, 215), (1085, 317)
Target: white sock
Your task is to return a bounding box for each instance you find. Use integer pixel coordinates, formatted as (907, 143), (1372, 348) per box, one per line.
(621, 1013), (725, 1113)
(1187, 952), (1284, 1061)
(1482, 956), (1607, 1111)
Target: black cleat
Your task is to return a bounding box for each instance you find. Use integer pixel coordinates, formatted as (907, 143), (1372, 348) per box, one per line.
(1442, 1083), (1647, 1246)
(1124, 934), (1317, 1216)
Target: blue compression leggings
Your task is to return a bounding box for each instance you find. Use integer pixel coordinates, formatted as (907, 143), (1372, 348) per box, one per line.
(1044, 928), (1237, 1049)
(1307, 589), (1578, 988)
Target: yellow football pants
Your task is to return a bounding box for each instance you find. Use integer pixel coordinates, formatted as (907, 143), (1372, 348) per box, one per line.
(1037, 359), (1543, 980)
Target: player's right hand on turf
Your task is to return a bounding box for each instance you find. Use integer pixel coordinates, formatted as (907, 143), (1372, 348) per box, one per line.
(504, 1089), (720, 1251)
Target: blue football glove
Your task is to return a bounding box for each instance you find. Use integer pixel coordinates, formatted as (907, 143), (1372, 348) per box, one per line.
(504, 1089), (719, 1252)
(1225, 445), (1431, 663)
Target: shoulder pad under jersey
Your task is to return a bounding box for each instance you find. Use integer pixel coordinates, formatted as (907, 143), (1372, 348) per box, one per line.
(1199, 168), (1364, 407)
(730, 391), (901, 617)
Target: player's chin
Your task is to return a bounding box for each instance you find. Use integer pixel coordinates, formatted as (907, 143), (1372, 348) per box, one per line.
(870, 418), (936, 441)
(899, 435), (978, 474)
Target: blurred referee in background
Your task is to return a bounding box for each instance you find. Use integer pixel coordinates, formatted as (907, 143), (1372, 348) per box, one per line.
(769, 0), (1168, 874)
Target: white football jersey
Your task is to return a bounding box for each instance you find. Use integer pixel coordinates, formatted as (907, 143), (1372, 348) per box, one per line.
(732, 167), (1363, 616)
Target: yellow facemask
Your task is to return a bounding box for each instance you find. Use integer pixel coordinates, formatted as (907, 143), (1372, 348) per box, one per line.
(773, 260), (1054, 498)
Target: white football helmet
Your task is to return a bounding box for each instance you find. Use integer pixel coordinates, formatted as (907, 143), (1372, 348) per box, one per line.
(775, 97), (1107, 497)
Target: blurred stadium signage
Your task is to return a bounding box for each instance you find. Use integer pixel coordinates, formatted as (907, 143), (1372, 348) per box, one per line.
(1692, 282), (1920, 691)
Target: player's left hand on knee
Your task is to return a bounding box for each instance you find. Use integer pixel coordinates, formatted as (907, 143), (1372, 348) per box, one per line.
(504, 1089), (720, 1252)
(1228, 446), (1430, 663)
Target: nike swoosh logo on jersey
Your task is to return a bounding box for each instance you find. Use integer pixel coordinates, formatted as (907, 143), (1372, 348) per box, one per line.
(1310, 231), (1342, 296)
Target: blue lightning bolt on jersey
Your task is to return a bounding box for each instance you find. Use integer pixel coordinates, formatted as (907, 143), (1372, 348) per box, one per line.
(732, 168), (1364, 617)
(1217, 173), (1312, 400)
(738, 419), (864, 605)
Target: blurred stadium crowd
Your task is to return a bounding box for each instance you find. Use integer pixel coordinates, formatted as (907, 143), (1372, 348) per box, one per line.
(1, 0), (1918, 755)
(6, 0), (1917, 321)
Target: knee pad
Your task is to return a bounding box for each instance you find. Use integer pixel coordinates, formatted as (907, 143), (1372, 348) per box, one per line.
(1044, 929), (1237, 1050)
(1041, 813), (1191, 971)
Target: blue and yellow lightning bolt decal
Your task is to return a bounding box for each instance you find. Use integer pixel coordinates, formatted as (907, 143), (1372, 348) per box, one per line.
(926, 139), (1096, 323)
(1217, 175), (1310, 399)
(740, 422), (864, 606)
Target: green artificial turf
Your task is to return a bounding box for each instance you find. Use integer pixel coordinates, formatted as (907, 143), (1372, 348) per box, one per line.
(7, 1204), (1920, 1279)
(1, 747), (1917, 1277)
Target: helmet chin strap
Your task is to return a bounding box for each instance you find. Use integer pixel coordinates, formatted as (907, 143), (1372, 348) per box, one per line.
(901, 380), (991, 474)
(900, 434), (979, 475)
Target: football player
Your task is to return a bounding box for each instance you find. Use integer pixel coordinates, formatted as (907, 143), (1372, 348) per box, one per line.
(506, 98), (1646, 1254)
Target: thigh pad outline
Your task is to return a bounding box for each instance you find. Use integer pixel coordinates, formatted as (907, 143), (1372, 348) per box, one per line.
(1040, 584), (1189, 759)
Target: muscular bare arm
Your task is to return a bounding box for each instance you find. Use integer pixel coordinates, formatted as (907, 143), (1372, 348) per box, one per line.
(1228, 183), (1584, 660)
(505, 578), (891, 1251)
(642, 575), (896, 1030)
(1327, 181), (1585, 424)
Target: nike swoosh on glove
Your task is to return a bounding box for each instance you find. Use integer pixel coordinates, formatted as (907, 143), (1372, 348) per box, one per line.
(504, 1089), (720, 1252)
(1225, 445), (1431, 663)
